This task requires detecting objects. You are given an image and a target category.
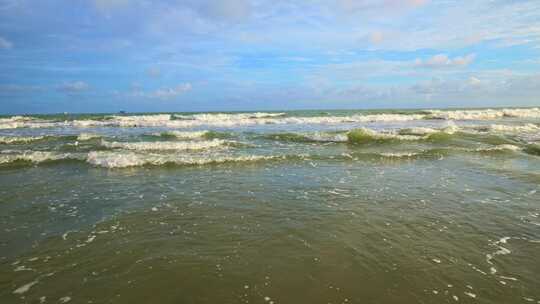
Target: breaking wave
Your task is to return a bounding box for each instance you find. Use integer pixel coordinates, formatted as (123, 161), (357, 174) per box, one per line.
(473, 123), (540, 133)
(347, 128), (438, 144)
(425, 108), (540, 120)
(86, 152), (284, 168)
(0, 151), (85, 164)
(0, 116), (37, 129)
(103, 114), (172, 127)
(0, 135), (46, 144)
(0, 143), (528, 169)
(0, 133), (104, 144)
(377, 151), (425, 158)
(76, 133), (102, 141)
(100, 139), (229, 151)
(0, 150), (286, 168)
(261, 124), (527, 145)
(173, 112), (286, 120)
(154, 130), (210, 139)
(2, 108), (538, 130)
(261, 131), (348, 143)
(471, 144), (522, 153)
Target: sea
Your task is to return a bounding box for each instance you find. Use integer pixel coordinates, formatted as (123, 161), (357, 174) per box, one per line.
(0, 108), (539, 303)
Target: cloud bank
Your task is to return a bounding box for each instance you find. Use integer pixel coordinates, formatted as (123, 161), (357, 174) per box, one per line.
(0, 0), (539, 113)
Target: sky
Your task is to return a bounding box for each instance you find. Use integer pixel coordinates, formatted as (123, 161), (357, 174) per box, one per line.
(0, 0), (539, 114)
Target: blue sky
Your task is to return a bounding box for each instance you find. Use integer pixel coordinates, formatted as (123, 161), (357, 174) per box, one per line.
(0, 0), (539, 114)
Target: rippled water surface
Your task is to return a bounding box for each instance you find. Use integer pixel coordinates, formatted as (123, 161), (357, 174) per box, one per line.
(1, 108), (539, 304)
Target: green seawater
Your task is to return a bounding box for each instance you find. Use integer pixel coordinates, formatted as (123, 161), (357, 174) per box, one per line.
(0, 108), (539, 303)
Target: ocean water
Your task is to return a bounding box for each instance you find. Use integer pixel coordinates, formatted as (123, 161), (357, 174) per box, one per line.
(0, 108), (539, 304)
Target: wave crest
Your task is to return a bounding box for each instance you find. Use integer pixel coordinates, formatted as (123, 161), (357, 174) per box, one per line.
(262, 131), (348, 143)
(100, 139), (228, 151)
(154, 130), (210, 140)
(0, 151), (85, 164)
(2, 108), (539, 130)
(87, 151), (282, 168)
(77, 133), (102, 141)
(426, 108), (540, 120)
(0, 135), (45, 144)
(347, 128), (423, 144)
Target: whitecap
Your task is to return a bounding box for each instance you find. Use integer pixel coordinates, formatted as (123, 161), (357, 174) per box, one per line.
(13, 280), (38, 294)
(100, 139), (228, 151)
(77, 133), (101, 141)
(86, 151), (281, 168)
(156, 130), (210, 139)
(379, 152), (421, 158)
(0, 135), (45, 144)
(473, 145), (522, 152)
(0, 151), (85, 164)
(426, 108), (540, 120)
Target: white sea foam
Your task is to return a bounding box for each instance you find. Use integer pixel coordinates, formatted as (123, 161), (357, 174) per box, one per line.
(100, 139), (227, 151)
(464, 292), (477, 299)
(87, 151), (148, 168)
(13, 280), (38, 294)
(398, 123), (459, 136)
(71, 120), (108, 128)
(485, 237), (513, 277)
(86, 151), (281, 168)
(379, 152), (421, 158)
(76, 133), (101, 141)
(1, 108), (539, 130)
(303, 132), (348, 142)
(397, 127), (441, 136)
(348, 128), (424, 141)
(0, 116), (33, 122)
(397, 122), (539, 138)
(479, 123), (540, 133)
(0, 135), (45, 144)
(0, 112), (430, 130)
(174, 112), (286, 121)
(0, 116), (39, 129)
(0, 151), (85, 164)
(473, 145), (522, 152)
(278, 113), (425, 126)
(107, 114), (172, 127)
(426, 108), (540, 120)
(157, 130), (210, 139)
(0, 149), (282, 168)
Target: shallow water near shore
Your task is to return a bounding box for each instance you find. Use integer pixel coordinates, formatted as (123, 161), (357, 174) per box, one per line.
(1, 108), (539, 304)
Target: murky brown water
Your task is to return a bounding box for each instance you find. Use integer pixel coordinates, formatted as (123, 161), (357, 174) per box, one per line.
(1, 109), (539, 303)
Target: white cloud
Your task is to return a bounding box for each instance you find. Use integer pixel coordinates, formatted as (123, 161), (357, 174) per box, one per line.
(128, 83), (192, 100)
(0, 36), (13, 49)
(406, 73), (540, 104)
(151, 83), (192, 100)
(57, 81), (90, 92)
(415, 54), (476, 68)
(80, 0), (540, 52)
